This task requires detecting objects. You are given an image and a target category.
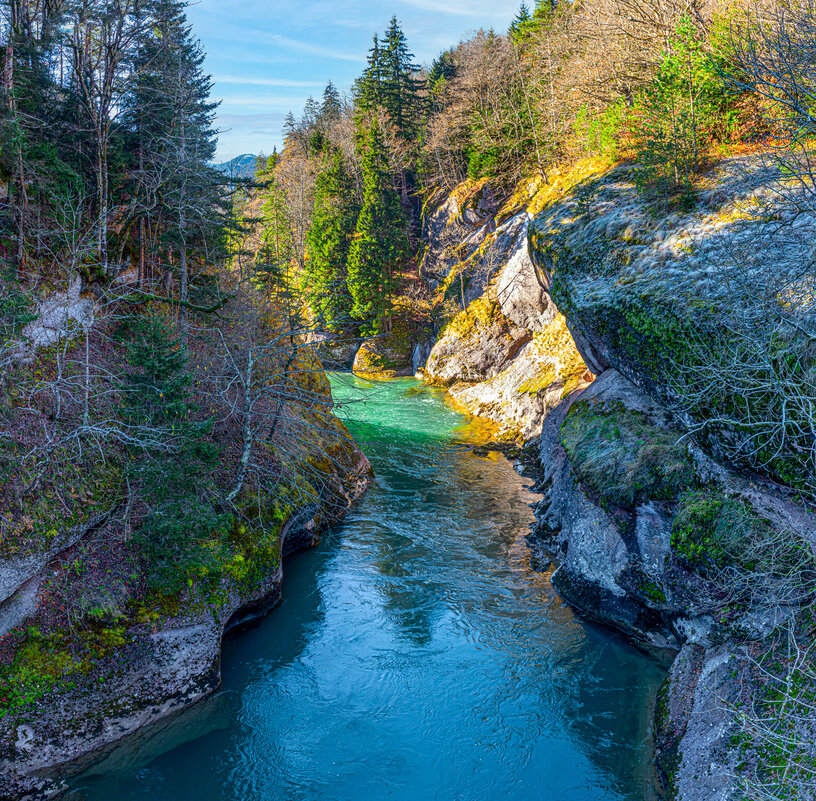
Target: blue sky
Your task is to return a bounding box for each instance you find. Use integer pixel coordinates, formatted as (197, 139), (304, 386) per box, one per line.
(185, 0), (520, 161)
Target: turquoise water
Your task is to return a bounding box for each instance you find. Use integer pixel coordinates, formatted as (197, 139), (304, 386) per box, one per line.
(73, 375), (666, 801)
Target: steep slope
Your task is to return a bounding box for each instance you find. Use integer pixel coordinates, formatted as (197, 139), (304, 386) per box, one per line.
(0, 279), (372, 800)
(421, 174), (594, 440)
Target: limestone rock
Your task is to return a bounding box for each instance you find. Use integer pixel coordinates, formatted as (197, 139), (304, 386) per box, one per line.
(353, 332), (415, 380)
(425, 300), (532, 385)
(307, 331), (361, 370)
(494, 213), (556, 331)
(21, 276), (94, 354)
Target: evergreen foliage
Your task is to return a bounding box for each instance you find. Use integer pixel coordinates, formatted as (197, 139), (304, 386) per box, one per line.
(303, 150), (359, 330)
(122, 315), (224, 591)
(322, 81), (342, 121)
(354, 17), (426, 140)
(347, 121), (407, 334)
(427, 50), (457, 102)
(125, 0), (227, 288)
(632, 17), (732, 206)
(509, 3), (532, 42)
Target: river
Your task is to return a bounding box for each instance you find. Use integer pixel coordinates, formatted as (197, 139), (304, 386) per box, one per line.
(73, 375), (667, 801)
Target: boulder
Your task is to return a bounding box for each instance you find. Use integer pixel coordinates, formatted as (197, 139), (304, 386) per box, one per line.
(353, 331), (414, 380)
(307, 331), (361, 370)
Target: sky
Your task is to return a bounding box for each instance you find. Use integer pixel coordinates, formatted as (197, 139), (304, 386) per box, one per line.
(185, 0), (521, 162)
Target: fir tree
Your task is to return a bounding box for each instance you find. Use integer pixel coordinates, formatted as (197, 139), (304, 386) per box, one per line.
(258, 161), (294, 284)
(428, 51), (457, 95)
(355, 19), (425, 141)
(125, 0), (225, 309)
(509, 3), (532, 42)
(123, 315), (192, 427)
(321, 81), (342, 123)
(303, 95), (321, 129)
(303, 149), (358, 330)
(381, 16), (425, 140)
(346, 121), (407, 334)
(283, 111), (298, 147)
(353, 35), (384, 115)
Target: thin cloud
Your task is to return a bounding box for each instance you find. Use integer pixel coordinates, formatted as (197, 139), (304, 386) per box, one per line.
(216, 97), (303, 107)
(267, 33), (362, 62)
(215, 76), (325, 87)
(400, 0), (509, 18)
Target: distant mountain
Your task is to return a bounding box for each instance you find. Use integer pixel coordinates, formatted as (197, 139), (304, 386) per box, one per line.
(213, 154), (258, 179)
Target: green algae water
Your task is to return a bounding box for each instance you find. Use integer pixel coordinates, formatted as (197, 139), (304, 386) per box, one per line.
(73, 375), (667, 801)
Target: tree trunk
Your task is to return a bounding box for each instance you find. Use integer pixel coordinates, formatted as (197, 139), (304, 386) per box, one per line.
(227, 353), (254, 503)
(178, 114), (188, 335)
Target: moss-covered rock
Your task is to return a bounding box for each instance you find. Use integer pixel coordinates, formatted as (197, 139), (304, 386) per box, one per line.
(560, 397), (696, 510)
(353, 327), (415, 381)
(528, 155), (816, 498)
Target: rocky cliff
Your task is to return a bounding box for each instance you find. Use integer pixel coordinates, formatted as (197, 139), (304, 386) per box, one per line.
(420, 173), (594, 440)
(419, 158), (816, 800)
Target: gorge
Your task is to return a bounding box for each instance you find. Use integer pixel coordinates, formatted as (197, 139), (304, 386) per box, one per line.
(1, 0), (815, 799)
(70, 375), (667, 801)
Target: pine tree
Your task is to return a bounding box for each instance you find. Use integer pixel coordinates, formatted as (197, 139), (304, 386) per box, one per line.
(303, 149), (358, 330)
(346, 121), (407, 334)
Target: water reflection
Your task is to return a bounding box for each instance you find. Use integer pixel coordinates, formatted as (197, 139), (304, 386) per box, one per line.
(72, 376), (666, 801)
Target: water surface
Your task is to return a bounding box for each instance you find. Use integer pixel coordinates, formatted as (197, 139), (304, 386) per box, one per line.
(74, 375), (666, 801)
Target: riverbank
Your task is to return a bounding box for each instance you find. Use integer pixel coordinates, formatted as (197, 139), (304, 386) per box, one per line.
(0, 423), (372, 801)
(400, 156), (816, 801)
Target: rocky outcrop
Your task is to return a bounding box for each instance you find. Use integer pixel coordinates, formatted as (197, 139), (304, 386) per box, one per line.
(20, 276), (94, 355)
(351, 299), (434, 381)
(654, 643), (750, 801)
(527, 155), (816, 491)
(307, 330), (361, 370)
(0, 452), (372, 800)
(417, 158), (816, 800)
(422, 184), (588, 439)
(530, 361), (815, 797)
(425, 299), (532, 385)
(353, 332), (415, 379)
(0, 515), (110, 639)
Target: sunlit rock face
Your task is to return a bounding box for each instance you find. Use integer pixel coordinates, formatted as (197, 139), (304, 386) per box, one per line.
(528, 155), (816, 489)
(422, 179), (587, 439)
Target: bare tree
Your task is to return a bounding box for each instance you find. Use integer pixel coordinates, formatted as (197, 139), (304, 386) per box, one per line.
(734, 620), (816, 801)
(67, 0), (141, 274)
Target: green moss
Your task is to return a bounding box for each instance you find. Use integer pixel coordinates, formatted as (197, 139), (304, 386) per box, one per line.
(0, 629), (88, 718)
(561, 398), (696, 509)
(671, 491), (737, 567)
(671, 490), (810, 579)
(642, 578), (667, 603)
(530, 204), (816, 499)
(517, 365), (557, 395)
